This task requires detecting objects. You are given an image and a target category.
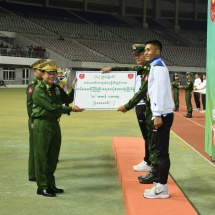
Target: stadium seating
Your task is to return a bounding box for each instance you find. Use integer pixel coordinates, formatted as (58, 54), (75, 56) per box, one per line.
(101, 26), (174, 45)
(0, 2), (207, 67)
(177, 31), (206, 47)
(25, 34), (114, 63)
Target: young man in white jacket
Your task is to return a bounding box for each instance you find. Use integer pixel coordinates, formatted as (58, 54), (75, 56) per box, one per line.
(143, 40), (174, 199)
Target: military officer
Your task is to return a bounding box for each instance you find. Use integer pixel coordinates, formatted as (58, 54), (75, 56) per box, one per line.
(171, 74), (181, 112)
(179, 72), (193, 118)
(101, 44), (159, 183)
(32, 60), (84, 197)
(26, 59), (46, 182)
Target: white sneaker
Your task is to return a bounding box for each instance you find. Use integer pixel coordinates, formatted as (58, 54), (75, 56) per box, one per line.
(200, 110), (205, 113)
(133, 160), (145, 169)
(133, 161), (151, 172)
(143, 183), (170, 199)
(193, 108), (200, 111)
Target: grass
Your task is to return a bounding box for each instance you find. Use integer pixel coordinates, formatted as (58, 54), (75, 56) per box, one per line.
(0, 88), (140, 215)
(1, 88), (215, 215)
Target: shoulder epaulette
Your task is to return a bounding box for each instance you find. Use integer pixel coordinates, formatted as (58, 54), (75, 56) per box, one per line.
(143, 64), (150, 71)
(39, 83), (45, 88)
(27, 80), (37, 87)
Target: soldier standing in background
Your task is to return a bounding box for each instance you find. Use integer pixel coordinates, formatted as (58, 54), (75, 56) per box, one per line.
(179, 72), (194, 118)
(26, 59), (46, 182)
(171, 74), (181, 112)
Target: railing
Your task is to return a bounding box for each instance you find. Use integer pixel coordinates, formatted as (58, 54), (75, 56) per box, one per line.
(0, 48), (49, 58)
(0, 79), (30, 86)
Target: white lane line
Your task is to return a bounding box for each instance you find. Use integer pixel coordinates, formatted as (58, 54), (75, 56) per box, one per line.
(171, 130), (215, 167)
(173, 112), (205, 128)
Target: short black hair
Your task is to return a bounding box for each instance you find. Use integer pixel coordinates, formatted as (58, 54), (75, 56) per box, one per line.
(145, 40), (163, 52)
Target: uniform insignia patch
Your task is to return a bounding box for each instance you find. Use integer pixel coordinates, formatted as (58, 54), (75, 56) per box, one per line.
(28, 88), (34, 94)
(40, 84), (44, 88)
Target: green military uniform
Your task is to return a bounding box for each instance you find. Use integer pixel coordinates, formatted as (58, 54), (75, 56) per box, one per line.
(111, 65), (148, 107)
(182, 72), (193, 118)
(26, 78), (40, 181)
(144, 96), (158, 172)
(32, 61), (74, 191)
(26, 59), (45, 181)
(112, 64), (158, 167)
(172, 74), (181, 112)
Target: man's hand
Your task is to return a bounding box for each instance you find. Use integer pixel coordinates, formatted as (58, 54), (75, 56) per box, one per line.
(72, 78), (77, 89)
(117, 105), (127, 113)
(154, 117), (163, 129)
(100, 67), (112, 74)
(72, 105), (85, 112)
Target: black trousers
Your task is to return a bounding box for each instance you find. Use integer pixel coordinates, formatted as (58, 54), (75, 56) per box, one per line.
(201, 94), (206, 110)
(135, 105), (150, 165)
(153, 113), (174, 184)
(194, 92), (201, 109)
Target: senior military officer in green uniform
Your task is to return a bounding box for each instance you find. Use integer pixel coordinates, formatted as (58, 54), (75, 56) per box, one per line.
(171, 74), (181, 112)
(101, 44), (159, 184)
(179, 72), (193, 118)
(26, 59), (46, 182)
(32, 60), (84, 197)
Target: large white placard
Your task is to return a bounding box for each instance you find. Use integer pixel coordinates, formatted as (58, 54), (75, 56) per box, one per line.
(74, 71), (137, 110)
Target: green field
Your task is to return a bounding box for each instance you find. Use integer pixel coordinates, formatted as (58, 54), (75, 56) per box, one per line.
(0, 88), (214, 215)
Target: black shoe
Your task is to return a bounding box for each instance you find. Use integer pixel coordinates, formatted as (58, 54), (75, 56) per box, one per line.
(139, 172), (159, 184)
(29, 178), (36, 182)
(185, 114), (192, 118)
(37, 188), (56, 197)
(138, 175), (147, 181)
(49, 186), (64, 193)
(138, 165), (158, 180)
(138, 171), (155, 180)
(173, 107), (179, 112)
(138, 175), (149, 180)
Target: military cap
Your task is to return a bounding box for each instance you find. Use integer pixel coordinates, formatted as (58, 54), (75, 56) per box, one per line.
(174, 73), (179, 77)
(132, 44), (145, 54)
(30, 59), (46, 70)
(40, 60), (58, 72)
(186, 72), (192, 76)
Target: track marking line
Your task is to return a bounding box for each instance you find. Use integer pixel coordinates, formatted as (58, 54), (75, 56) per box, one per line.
(171, 130), (215, 167)
(173, 112), (205, 128)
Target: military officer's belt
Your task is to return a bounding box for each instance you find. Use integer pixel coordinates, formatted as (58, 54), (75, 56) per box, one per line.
(34, 117), (60, 122)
